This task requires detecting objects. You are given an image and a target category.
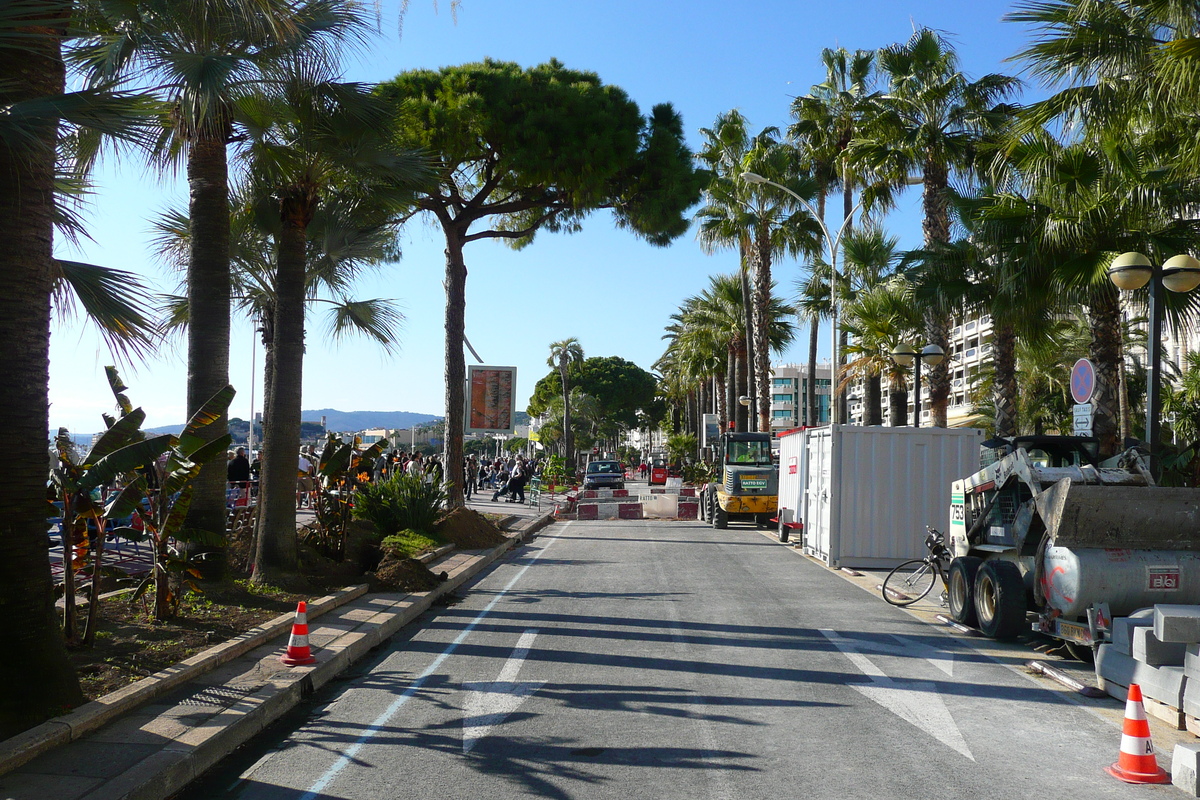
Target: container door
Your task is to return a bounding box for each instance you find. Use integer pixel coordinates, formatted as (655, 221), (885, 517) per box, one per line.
(804, 431), (832, 562)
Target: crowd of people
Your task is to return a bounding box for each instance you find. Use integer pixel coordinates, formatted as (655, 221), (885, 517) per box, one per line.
(225, 445), (545, 509)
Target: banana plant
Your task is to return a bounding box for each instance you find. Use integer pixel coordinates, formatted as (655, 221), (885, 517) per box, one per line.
(305, 434), (388, 561)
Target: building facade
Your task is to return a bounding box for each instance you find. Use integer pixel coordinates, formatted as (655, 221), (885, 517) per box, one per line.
(769, 362), (833, 434)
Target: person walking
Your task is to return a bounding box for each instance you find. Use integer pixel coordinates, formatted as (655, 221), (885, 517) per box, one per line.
(406, 451), (424, 479)
(507, 459), (528, 504)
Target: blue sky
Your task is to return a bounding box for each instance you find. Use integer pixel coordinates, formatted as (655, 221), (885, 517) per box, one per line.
(50, 0), (1039, 433)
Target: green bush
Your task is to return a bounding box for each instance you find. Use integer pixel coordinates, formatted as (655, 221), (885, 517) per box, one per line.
(380, 529), (441, 559)
(352, 474), (447, 536)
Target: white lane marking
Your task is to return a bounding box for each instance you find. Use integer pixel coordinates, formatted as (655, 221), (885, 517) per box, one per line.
(462, 629), (544, 752)
(820, 629), (974, 761)
(298, 527), (565, 800)
(830, 634), (956, 677)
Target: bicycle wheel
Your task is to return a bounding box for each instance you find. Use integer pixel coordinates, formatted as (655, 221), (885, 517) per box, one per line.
(882, 559), (937, 606)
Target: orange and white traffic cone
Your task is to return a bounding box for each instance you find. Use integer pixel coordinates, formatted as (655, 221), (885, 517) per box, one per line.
(280, 601), (317, 666)
(1105, 683), (1170, 784)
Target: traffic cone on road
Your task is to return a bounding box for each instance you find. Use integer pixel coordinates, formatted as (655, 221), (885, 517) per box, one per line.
(280, 601), (317, 666)
(1105, 683), (1170, 784)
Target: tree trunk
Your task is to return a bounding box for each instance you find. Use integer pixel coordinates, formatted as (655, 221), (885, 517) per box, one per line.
(739, 264), (757, 431)
(1089, 285), (1123, 458)
(734, 338), (749, 432)
(865, 373), (883, 426)
(922, 159), (952, 428)
(715, 372), (727, 429)
(442, 230), (467, 507)
(838, 328), (851, 424)
(752, 231), (774, 434)
(888, 373), (909, 426)
(561, 365), (572, 476)
(726, 347), (737, 430)
(183, 134), (232, 573)
(0, 6), (85, 735)
(806, 318), (819, 426)
(992, 320), (1018, 438)
(253, 195), (310, 583)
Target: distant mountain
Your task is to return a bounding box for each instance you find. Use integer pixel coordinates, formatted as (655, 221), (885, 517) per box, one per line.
(302, 409), (441, 432)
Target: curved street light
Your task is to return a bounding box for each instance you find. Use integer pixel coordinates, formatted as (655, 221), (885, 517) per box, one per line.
(1108, 251), (1200, 462)
(740, 171), (865, 426)
(890, 342), (945, 427)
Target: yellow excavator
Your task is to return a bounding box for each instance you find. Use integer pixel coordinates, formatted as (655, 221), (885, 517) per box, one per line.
(701, 431), (778, 529)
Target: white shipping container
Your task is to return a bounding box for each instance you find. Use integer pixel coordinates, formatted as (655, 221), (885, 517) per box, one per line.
(802, 425), (984, 568)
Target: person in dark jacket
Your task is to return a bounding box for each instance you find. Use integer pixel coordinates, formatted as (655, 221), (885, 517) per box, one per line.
(227, 447), (251, 483)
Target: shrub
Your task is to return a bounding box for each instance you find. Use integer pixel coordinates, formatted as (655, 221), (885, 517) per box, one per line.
(352, 474), (447, 537)
(380, 529), (441, 559)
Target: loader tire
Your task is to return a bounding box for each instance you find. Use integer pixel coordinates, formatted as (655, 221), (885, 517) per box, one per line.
(974, 560), (1026, 641)
(711, 503), (728, 529)
(698, 489), (706, 521)
(948, 556), (983, 628)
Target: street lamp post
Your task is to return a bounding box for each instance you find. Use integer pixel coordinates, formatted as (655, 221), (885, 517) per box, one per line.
(740, 171), (865, 425)
(890, 343), (946, 427)
(1108, 252), (1200, 463)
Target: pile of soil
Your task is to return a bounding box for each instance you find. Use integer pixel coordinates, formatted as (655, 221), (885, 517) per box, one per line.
(369, 555), (445, 593)
(434, 507), (508, 549)
(66, 583), (307, 701)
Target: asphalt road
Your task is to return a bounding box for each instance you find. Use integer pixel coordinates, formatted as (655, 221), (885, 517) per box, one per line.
(183, 519), (1165, 800)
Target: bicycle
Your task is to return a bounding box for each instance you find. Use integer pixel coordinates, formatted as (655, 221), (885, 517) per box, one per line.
(881, 527), (951, 607)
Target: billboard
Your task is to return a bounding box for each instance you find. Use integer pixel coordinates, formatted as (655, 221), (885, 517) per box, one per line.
(465, 365), (517, 434)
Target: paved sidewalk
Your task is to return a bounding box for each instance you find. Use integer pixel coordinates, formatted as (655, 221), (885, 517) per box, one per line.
(0, 513), (553, 800)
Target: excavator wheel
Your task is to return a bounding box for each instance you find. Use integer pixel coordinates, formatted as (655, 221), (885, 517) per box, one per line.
(974, 560), (1027, 641)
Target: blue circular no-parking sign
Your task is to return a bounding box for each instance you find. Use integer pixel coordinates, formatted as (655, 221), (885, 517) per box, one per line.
(1070, 358), (1096, 404)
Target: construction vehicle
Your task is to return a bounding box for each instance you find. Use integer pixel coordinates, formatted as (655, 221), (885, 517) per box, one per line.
(946, 435), (1200, 656)
(700, 431), (778, 529)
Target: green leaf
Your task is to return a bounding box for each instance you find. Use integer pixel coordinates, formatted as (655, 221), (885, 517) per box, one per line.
(105, 365), (134, 417)
(80, 435), (172, 493)
(130, 576), (154, 603)
(107, 525), (147, 543)
(105, 478), (148, 520)
(178, 385), (235, 457)
(160, 485), (194, 539)
(87, 408), (147, 463)
(186, 433), (233, 467)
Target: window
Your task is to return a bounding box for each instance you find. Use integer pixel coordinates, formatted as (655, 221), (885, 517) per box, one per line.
(772, 378), (793, 387)
(772, 394), (792, 403)
(773, 409), (793, 419)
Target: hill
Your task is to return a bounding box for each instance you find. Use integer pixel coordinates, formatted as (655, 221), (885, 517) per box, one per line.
(139, 409), (444, 437)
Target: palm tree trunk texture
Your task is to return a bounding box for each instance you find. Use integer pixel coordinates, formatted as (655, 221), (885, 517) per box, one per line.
(442, 229), (468, 506)
(252, 197), (309, 582)
(806, 319), (819, 426)
(865, 374), (883, 425)
(992, 321), (1018, 438)
(560, 365), (573, 475)
(739, 265), (757, 431)
(716, 373), (727, 427)
(0, 7), (85, 735)
(726, 348), (737, 430)
(922, 160), (952, 428)
(752, 231), (773, 433)
(838, 328), (850, 424)
(734, 340), (749, 432)
(1089, 286), (1123, 458)
(183, 135), (232, 562)
(888, 374), (909, 427)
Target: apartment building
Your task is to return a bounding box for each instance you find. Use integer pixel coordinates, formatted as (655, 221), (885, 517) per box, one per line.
(769, 362), (833, 434)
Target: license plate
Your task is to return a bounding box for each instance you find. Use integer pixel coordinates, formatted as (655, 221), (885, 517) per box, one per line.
(1056, 619), (1093, 645)
(741, 477), (767, 489)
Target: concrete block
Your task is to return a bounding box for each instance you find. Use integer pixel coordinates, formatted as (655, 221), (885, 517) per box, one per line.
(1157, 605), (1200, 643)
(1186, 644), (1200, 679)
(1174, 742), (1200, 796)
(678, 501), (698, 520)
(617, 503), (642, 520)
(577, 504), (597, 520)
(1134, 625), (1189, 666)
(1111, 608), (1156, 656)
(680, 487), (696, 497)
(612, 489), (629, 498)
(1097, 643), (1186, 709)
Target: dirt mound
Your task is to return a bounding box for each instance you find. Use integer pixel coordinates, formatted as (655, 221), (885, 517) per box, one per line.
(370, 555), (444, 593)
(435, 507), (508, 549)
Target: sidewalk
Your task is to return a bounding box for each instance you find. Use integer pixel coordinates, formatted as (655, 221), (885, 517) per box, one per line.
(0, 511), (554, 800)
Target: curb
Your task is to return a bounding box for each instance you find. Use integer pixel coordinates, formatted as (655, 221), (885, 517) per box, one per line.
(0, 584), (368, 778)
(2, 514), (556, 800)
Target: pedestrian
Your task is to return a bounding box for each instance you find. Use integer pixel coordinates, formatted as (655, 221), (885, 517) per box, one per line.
(508, 459), (528, 504)
(297, 449), (315, 509)
(406, 451), (424, 479)
(490, 466), (511, 501)
(465, 455), (478, 499)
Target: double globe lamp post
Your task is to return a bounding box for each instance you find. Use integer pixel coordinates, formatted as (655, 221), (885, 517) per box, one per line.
(890, 343), (945, 427)
(1108, 252), (1200, 461)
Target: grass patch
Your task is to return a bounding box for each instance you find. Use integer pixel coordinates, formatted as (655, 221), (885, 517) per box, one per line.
(380, 529), (441, 559)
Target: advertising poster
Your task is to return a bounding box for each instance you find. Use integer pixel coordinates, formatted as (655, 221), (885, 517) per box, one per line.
(465, 365), (517, 434)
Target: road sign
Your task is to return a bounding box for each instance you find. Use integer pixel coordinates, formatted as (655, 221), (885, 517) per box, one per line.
(1070, 359), (1096, 404)
(1073, 401), (1094, 436)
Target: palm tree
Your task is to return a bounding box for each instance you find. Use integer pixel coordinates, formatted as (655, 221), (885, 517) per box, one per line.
(74, 0), (374, 550)
(696, 114), (819, 433)
(856, 28), (1020, 427)
(840, 278), (923, 425)
(547, 338), (584, 472)
(791, 47), (877, 422)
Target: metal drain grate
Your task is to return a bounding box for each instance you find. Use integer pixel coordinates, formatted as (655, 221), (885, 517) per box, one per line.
(178, 685), (257, 709)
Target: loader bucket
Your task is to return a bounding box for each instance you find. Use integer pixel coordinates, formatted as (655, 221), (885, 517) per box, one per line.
(1034, 477), (1200, 551)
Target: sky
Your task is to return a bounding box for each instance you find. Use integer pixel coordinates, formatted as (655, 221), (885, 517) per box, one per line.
(48, 0), (1044, 434)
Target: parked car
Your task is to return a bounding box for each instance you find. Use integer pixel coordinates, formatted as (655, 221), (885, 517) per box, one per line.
(583, 460), (625, 490)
